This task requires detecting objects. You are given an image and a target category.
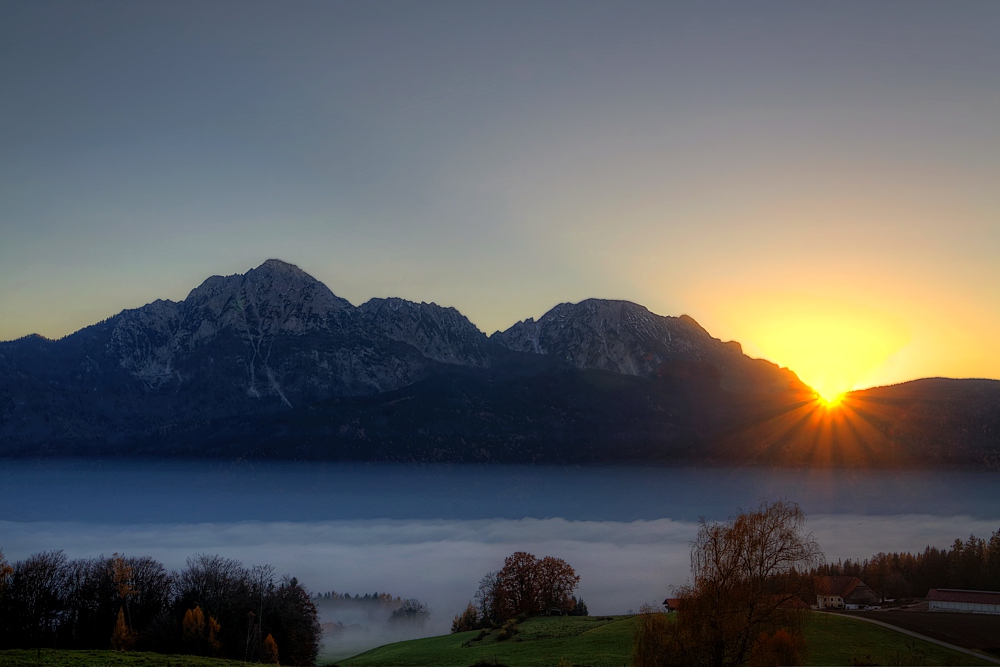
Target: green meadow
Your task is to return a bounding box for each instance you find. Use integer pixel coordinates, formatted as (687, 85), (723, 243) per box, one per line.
(0, 613), (992, 667)
(0, 649), (254, 667)
(336, 613), (995, 667)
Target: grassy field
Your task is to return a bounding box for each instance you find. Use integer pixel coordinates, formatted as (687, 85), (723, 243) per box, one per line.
(334, 612), (996, 667)
(0, 649), (254, 667)
(847, 610), (1000, 655)
(0, 615), (992, 667)
(804, 613), (994, 666)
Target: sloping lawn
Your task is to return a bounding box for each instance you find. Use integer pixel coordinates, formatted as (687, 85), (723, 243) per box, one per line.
(339, 612), (994, 667)
(337, 615), (634, 667)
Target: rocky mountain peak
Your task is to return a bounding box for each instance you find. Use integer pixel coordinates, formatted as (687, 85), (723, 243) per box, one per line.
(184, 259), (352, 320)
(492, 298), (801, 394)
(358, 297), (489, 367)
(254, 258), (311, 276)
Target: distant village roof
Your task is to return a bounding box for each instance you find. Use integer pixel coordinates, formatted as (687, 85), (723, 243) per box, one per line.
(927, 589), (1000, 605)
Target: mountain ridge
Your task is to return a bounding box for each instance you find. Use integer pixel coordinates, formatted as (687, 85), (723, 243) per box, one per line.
(1, 259), (997, 468)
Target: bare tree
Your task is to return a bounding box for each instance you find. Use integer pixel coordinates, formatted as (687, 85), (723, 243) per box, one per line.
(636, 500), (821, 667)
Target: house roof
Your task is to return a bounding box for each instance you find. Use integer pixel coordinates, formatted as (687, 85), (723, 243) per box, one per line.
(927, 589), (1000, 605)
(663, 598), (682, 610)
(814, 576), (864, 598)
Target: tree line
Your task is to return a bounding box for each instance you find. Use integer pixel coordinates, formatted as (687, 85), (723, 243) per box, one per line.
(313, 591), (403, 606)
(801, 527), (1000, 601)
(0, 550), (321, 665)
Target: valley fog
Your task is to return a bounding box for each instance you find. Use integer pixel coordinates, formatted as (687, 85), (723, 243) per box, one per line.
(2, 461), (999, 659)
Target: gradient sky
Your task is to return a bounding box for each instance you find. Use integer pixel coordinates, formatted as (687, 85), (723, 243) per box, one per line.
(2, 1), (998, 398)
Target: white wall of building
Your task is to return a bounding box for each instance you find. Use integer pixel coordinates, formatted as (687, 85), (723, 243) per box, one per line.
(929, 600), (1000, 615)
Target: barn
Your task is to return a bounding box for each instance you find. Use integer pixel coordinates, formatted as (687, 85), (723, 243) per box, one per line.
(814, 576), (879, 610)
(927, 589), (1000, 615)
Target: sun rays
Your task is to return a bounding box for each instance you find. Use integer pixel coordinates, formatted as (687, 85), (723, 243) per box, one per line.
(720, 389), (905, 468)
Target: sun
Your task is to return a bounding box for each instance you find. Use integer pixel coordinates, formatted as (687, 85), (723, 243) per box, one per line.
(817, 391), (845, 408)
(714, 292), (910, 401)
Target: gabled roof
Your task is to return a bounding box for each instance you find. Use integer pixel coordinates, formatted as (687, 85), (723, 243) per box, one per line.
(814, 576), (864, 598)
(927, 589), (1000, 605)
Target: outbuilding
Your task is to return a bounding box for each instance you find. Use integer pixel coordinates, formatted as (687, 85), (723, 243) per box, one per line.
(927, 589), (1000, 615)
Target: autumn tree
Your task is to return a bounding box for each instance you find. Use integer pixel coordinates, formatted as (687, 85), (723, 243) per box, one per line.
(451, 602), (479, 633)
(635, 500), (821, 667)
(472, 552), (580, 625)
(262, 632), (279, 664)
(536, 556), (581, 612)
(182, 605), (222, 655)
(107, 553), (138, 650)
(110, 606), (137, 651)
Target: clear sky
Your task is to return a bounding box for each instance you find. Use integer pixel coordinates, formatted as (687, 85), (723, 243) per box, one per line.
(2, 1), (998, 399)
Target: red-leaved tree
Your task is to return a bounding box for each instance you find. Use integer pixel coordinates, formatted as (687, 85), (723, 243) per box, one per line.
(472, 551), (580, 626)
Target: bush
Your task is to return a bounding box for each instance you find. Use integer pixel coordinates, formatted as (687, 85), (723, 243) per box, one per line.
(496, 618), (520, 641)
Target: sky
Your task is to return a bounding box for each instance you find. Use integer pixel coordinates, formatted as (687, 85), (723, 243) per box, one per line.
(2, 1), (998, 399)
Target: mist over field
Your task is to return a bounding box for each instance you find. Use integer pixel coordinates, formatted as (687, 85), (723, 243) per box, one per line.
(3, 461), (999, 657)
(5, 513), (999, 619)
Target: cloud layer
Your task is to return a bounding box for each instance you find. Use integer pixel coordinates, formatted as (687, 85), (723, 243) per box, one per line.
(4, 512), (997, 624)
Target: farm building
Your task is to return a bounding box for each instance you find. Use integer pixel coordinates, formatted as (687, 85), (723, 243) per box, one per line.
(927, 589), (1000, 615)
(814, 576), (879, 610)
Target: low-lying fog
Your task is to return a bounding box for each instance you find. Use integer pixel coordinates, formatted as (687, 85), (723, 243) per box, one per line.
(2, 461), (998, 660)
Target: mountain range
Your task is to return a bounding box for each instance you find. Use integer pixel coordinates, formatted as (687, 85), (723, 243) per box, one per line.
(1, 259), (998, 467)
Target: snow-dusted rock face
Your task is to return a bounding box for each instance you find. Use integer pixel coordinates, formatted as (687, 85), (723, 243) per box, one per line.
(493, 299), (802, 394)
(357, 298), (489, 367)
(95, 260), (491, 408)
(181, 259), (354, 337)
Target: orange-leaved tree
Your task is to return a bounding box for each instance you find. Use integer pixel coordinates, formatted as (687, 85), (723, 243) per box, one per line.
(110, 607), (137, 651)
(635, 499), (821, 667)
(182, 605), (222, 656)
(262, 632), (279, 664)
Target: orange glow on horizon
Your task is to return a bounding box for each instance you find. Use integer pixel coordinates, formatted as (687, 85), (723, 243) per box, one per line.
(714, 292), (910, 399)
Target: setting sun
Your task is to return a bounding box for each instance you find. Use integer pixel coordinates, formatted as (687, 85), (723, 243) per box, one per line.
(716, 293), (910, 400)
(818, 392), (844, 408)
